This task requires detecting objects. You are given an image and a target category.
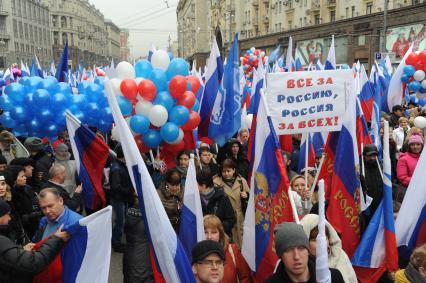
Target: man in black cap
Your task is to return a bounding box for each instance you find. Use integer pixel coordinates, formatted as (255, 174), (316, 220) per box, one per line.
(191, 240), (225, 283)
(0, 199), (70, 282)
(389, 105), (404, 129)
(265, 222), (344, 283)
(24, 137), (53, 191)
(360, 144), (383, 227)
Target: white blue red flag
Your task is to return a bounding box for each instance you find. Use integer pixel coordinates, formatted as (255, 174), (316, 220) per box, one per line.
(242, 94), (293, 282)
(285, 36), (295, 72)
(179, 154), (205, 260)
(395, 132), (426, 258)
(386, 44), (413, 112)
(352, 120), (398, 282)
(66, 112), (109, 210)
(198, 36), (223, 143)
(62, 206), (112, 283)
(105, 81), (196, 283)
(324, 35), (336, 70)
(316, 180), (331, 283)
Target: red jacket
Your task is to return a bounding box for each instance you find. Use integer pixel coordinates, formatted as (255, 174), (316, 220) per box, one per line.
(397, 152), (420, 187)
(222, 243), (253, 283)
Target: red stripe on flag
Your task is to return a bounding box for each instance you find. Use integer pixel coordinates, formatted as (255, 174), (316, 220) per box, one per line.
(279, 135), (292, 153)
(353, 266), (386, 283)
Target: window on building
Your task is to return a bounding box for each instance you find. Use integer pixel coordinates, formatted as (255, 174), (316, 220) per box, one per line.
(29, 25), (33, 42)
(62, 32), (67, 45)
(20, 43), (24, 52)
(288, 0), (293, 8)
(358, 35), (366, 46)
(69, 17), (73, 28)
(330, 10), (335, 22)
(53, 31), (59, 45)
(366, 3), (373, 14)
(17, 0), (21, 17)
(346, 7), (349, 18)
(299, 18), (302, 27)
(26, 44), (29, 53)
(278, 23), (281, 31)
(18, 21), (23, 39)
(351, 6), (355, 17)
(14, 42), (18, 52)
(12, 19), (17, 34)
(52, 15), (57, 27)
(279, 1), (282, 13)
(12, 0), (15, 14)
(22, 1), (26, 18)
(314, 14), (320, 25)
(24, 23), (28, 40)
(288, 20), (292, 29)
(61, 16), (67, 28)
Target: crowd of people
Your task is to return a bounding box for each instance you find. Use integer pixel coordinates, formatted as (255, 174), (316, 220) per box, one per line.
(0, 100), (425, 283)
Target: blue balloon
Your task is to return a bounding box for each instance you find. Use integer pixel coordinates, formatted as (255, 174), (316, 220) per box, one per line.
(97, 119), (112, 133)
(166, 58), (189, 80)
(143, 129), (162, 148)
(403, 65), (416, 77)
(94, 77), (106, 85)
(45, 122), (59, 137)
(55, 82), (72, 95)
(101, 107), (113, 124)
(10, 106), (27, 122)
(24, 76), (43, 92)
(5, 83), (25, 103)
(18, 76), (28, 86)
(153, 91), (175, 111)
(33, 89), (51, 107)
(117, 96), (133, 116)
(130, 115), (150, 135)
(53, 111), (67, 127)
(400, 74), (410, 84)
(135, 59), (153, 79)
(192, 99), (200, 112)
(340, 64), (350, 70)
(419, 99), (426, 107)
(40, 79), (57, 94)
(36, 108), (54, 123)
(149, 69), (168, 92)
(13, 124), (28, 137)
(86, 83), (103, 103)
(0, 95), (13, 111)
(160, 122), (180, 143)
(420, 87), (426, 94)
(52, 93), (69, 109)
(169, 105), (190, 126)
(409, 81), (421, 92)
(0, 112), (16, 128)
(73, 110), (86, 122)
(71, 95), (88, 111)
(27, 118), (42, 133)
(168, 52), (174, 61)
(86, 102), (103, 119)
(77, 81), (90, 95)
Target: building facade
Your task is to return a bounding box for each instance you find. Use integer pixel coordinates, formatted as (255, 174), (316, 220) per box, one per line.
(177, 0), (426, 69)
(105, 19), (121, 64)
(44, 0), (112, 69)
(120, 29), (130, 62)
(0, 0), (52, 69)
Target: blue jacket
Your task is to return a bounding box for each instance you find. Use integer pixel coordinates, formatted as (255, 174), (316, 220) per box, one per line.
(33, 206), (82, 242)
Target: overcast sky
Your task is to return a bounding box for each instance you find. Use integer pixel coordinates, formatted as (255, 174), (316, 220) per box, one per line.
(89, 0), (178, 60)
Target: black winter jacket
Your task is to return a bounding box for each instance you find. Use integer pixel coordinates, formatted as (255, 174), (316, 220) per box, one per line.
(109, 159), (134, 203)
(0, 234), (64, 283)
(201, 187), (236, 237)
(123, 207), (154, 283)
(264, 258), (345, 283)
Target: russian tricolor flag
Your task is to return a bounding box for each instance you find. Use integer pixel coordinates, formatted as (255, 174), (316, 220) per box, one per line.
(66, 112), (109, 210)
(198, 37), (223, 143)
(358, 65), (374, 122)
(352, 121), (398, 282)
(179, 154), (205, 260)
(106, 81), (196, 283)
(242, 93), (293, 283)
(324, 35), (336, 70)
(395, 129), (426, 257)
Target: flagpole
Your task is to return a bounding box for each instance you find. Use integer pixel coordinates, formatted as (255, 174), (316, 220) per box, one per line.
(288, 186), (300, 224)
(304, 133), (309, 207)
(309, 153), (325, 200)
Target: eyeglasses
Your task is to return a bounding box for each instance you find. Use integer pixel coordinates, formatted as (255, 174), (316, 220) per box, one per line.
(197, 259), (225, 268)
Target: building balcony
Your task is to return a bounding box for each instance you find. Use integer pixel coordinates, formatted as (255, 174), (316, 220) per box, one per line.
(262, 0), (270, 4)
(0, 10), (8, 16)
(327, 0), (336, 6)
(311, 0), (320, 11)
(252, 1), (258, 7)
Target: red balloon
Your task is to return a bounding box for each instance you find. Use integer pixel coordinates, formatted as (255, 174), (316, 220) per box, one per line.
(177, 91), (196, 109)
(134, 135), (150, 153)
(138, 80), (157, 101)
(181, 111), (201, 131)
(186, 75), (201, 94)
(415, 62), (424, 71)
(169, 75), (187, 99)
(406, 52), (419, 66)
(120, 79), (138, 101)
(419, 50), (426, 62)
(162, 140), (185, 153)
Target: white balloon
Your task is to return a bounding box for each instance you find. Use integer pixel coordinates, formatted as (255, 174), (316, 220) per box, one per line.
(414, 70), (426, 81)
(148, 105), (168, 127)
(116, 61), (135, 79)
(110, 78), (123, 96)
(111, 126), (120, 142)
(416, 92), (426, 99)
(422, 79), (426, 89)
(151, 50), (170, 71)
(170, 128), (184, 144)
(413, 116), (426, 129)
(135, 99), (153, 115)
(245, 114), (253, 129)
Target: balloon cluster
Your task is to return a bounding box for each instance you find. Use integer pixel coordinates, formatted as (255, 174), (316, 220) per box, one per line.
(0, 76), (113, 138)
(401, 50), (426, 105)
(240, 47), (266, 98)
(111, 50), (201, 152)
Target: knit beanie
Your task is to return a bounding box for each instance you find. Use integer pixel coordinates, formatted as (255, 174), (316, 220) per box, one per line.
(274, 222), (310, 257)
(0, 199), (10, 217)
(4, 165), (24, 187)
(56, 143), (69, 153)
(408, 134), (424, 145)
(24, 137), (44, 152)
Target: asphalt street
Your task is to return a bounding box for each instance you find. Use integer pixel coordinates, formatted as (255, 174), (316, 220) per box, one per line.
(108, 251), (123, 283)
